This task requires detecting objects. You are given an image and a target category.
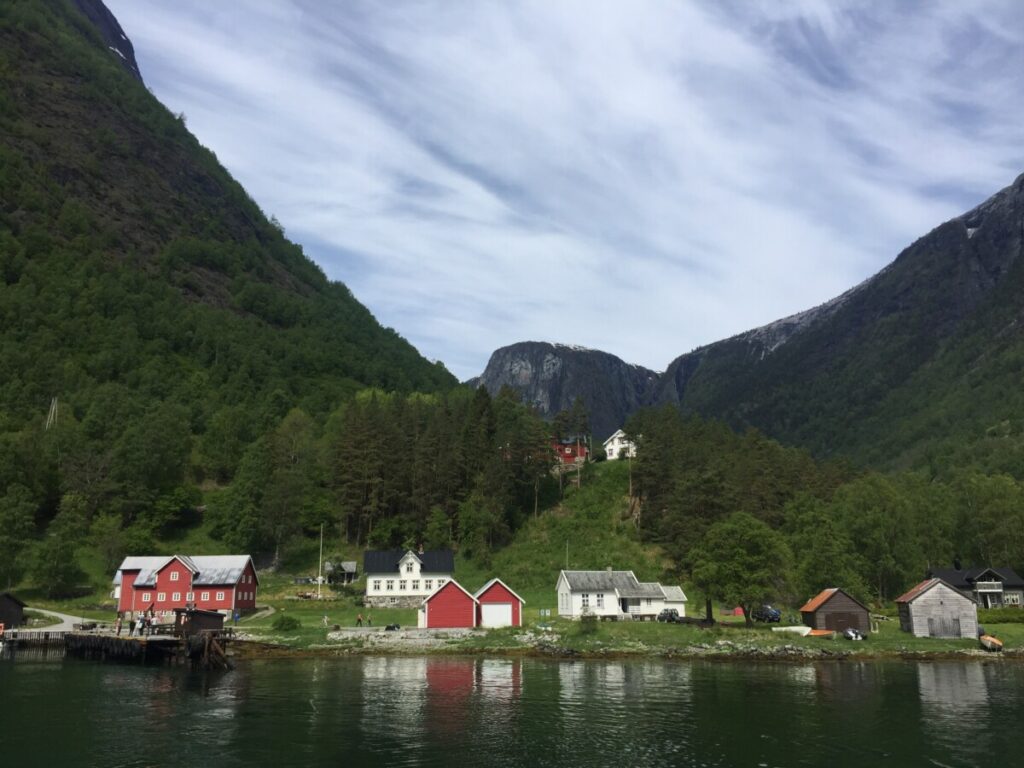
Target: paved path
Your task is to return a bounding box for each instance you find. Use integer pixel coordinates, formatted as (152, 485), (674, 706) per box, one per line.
(24, 608), (85, 632)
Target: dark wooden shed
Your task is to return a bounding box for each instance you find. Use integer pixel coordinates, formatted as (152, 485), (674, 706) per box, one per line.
(0, 592), (27, 630)
(173, 607), (225, 636)
(800, 588), (870, 634)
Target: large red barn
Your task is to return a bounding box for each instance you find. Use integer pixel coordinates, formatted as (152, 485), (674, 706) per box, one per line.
(419, 580), (478, 629)
(115, 555), (258, 619)
(474, 578), (525, 628)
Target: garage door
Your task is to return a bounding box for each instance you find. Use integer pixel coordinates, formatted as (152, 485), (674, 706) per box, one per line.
(481, 602), (513, 628)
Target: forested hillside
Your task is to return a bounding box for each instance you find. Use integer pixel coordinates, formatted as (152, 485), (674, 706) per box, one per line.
(0, 0), (455, 591)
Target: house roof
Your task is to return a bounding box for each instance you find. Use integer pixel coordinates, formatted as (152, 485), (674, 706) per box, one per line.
(422, 579), (478, 605)
(340, 561), (357, 573)
(928, 567), (1024, 590)
(560, 570), (639, 592)
(662, 585), (688, 602)
(116, 555), (257, 587)
(364, 549), (454, 574)
(1, 592), (27, 608)
(602, 429), (626, 447)
(799, 587), (869, 614)
(619, 581), (666, 599)
(895, 577), (977, 605)
(473, 578), (526, 604)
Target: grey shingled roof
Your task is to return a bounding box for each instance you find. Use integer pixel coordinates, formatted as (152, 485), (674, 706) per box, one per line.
(662, 585), (688, 602)
(115, 554), (255, 587)
(619, 581), (666, 599)
(561, 570), (639, 592)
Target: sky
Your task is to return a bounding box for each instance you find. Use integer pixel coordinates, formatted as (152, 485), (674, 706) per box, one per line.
(106, 0), (1024, 380)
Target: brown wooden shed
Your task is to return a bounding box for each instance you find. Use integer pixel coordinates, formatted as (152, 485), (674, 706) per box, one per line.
(173, 607), (225, 636)
(800, 588), (870, 634)
(0, 592), (27, 630)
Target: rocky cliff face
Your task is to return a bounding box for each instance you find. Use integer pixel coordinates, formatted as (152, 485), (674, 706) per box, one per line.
(468, 342), (659, 441)
(71, 0), (143, 82)
(474, 172), (1024, 465)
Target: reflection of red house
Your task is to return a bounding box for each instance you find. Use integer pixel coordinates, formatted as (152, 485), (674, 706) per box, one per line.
(551, 437), (588, 464)
(474, 578), (524, 628)
(420, 580), (478, 628)
(115, 555), (258, 618)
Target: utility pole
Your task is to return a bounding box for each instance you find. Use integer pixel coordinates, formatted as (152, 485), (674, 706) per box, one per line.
(317, 522), (324, 600)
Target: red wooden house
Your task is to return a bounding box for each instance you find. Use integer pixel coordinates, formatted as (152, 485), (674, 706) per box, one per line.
(474, 578), (525, 628)
(551, 436), (589, 464)
(114, 554), (258, 619)
(418, 580), (478, 629)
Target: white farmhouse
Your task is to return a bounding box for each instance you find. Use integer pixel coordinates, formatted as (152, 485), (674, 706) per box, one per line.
(364, 549), (455, 608)
(556, 569), (687, 620)
(602, 429), (636, 461)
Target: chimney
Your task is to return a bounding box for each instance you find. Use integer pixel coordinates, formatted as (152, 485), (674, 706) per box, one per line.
(418, 543), (424, 555)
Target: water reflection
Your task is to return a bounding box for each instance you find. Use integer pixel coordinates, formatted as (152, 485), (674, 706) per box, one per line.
(918, 662), (991, 761)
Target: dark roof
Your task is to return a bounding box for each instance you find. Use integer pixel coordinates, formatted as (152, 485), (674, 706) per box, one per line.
(928, 567), (1024, 590)
(363, 549), (454, 574)
(1, 592), (27, 608)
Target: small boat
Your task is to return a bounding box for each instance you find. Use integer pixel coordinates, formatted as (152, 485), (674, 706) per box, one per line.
(807, 629), (836, 639)
(980, 634), (1003, 652)
(772, 625), (812, 636)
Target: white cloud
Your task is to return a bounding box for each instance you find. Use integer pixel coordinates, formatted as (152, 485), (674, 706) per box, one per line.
(107, 0), (1024, 378)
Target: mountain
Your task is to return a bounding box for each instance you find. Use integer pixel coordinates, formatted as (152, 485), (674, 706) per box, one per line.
(475, 172), (1024, 472)
(468, 342), (658, 441)
(0, 0), (454, 506)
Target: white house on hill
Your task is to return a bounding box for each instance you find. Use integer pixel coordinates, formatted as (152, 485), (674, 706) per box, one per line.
(556, 569), (687, 619)
(364, 549), (454, 608)
(603, 430), (636, 460)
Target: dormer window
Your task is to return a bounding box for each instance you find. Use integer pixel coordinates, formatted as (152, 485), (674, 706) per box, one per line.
(405, 562), (414, 573)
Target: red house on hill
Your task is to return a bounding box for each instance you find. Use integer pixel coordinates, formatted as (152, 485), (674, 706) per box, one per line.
(114, 555), (258, 619)
(551, 436), (588, 464)
(474, 578), (524, 628)
(418, 580), (478, 628)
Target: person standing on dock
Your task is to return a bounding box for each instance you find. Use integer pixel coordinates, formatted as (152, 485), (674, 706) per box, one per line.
(367, 613), (372, 627)
(129, 617), (136, 637)
(356, 613), (363, 627)
(115, 615), (123, 636)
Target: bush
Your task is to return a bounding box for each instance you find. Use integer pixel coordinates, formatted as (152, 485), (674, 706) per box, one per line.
(271, 614), (301, 631)
(578, 612), (598, 635)
(978, 608), (1024, 625)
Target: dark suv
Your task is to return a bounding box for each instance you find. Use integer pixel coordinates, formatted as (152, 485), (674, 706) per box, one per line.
(751, 605), (782, 623)
(657, 609), (680, 623)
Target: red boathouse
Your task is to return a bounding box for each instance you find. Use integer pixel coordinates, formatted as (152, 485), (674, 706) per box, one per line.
(474, 578), (525, 628)
(115, 555), (259, 619)
(419, 580), (478, 629)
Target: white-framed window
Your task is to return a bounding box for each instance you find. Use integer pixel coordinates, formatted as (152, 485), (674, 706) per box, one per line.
(1006, 592), (1022, 606)
(386, 580), (394, 591)
(596, 593), (604, 609)
(372, 580), (382, 591)
(172, 592), (181, 602)
(581, 593), (590, 609)
(438, 579), (447, 587)
(157, 593), (166, 602)
(411, 580), (420, 590)
(424, 579), (433, 591)
(389, 597), (398, 605)
(170, 571), (179, 582)
(405, 562), (414, 573)
(646, 598), (652, 606)
(201, 592), (210, 601)
(399, 580), (407, 591)
(186, 592), (194, 602)
(142, 593), (151, 603)
(216, 591), (225, 601)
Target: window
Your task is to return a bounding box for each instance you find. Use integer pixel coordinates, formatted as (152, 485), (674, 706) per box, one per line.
(372, 580), (382, 591)
(596, 593), (604, 609)
(157, 593), (166, 602)
(399, 580), (407, 591)
(389, 597), (398, 605)
(186, 592), (194, 602)
(438, 579), (446, 587)
(386, 580), (395, 591)
(424, 580), (433, 591)
(646, 598), (652, 606)
(172, 592), (181, 602)
(216, 591), (225, 601)
(201, 592), (210, 601)
(170, 571), (179, 582)
(581, 593), (590, 609)
(142, 593), (151, 603)
(1006, 593), (1022, 606)
(405, 562), (414, 573)
(411, 580), (420, 590)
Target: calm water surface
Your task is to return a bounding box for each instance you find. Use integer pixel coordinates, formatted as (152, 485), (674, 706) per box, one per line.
(0, 653), (1019, 767)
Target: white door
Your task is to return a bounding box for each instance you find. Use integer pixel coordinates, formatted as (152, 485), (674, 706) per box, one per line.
(481, 602), (513, 628)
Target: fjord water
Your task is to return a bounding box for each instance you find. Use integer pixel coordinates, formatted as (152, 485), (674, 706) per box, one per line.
(1, 656), (1018, 767)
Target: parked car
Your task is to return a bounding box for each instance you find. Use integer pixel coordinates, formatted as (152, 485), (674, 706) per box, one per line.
(751, 605), (782, 623)
(657, 609), (680, 623)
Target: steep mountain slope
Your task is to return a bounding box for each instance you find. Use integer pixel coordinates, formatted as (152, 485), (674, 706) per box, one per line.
(0, 0), (454, 513)
(475, 173), (1024, 472)
(468, 342), (658, 440)
(0, 0), (454, 424)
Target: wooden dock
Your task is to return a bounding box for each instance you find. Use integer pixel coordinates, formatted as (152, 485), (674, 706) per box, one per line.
(2, 630), (233, 670)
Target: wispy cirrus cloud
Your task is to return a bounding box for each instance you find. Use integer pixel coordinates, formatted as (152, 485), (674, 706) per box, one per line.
(107, 0), (1024, 378)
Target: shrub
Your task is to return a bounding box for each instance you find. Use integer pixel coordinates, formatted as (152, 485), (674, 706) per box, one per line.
(271, 614), (301, 631)
(978, 608), (1024, 625)
(578, 612), (598, 635)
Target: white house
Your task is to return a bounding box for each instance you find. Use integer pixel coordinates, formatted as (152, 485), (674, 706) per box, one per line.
(662, 585), (688, 617)
(364, 549), (455, 608)
(602, 429), (636, 461)
(556, 570), (687, 620)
